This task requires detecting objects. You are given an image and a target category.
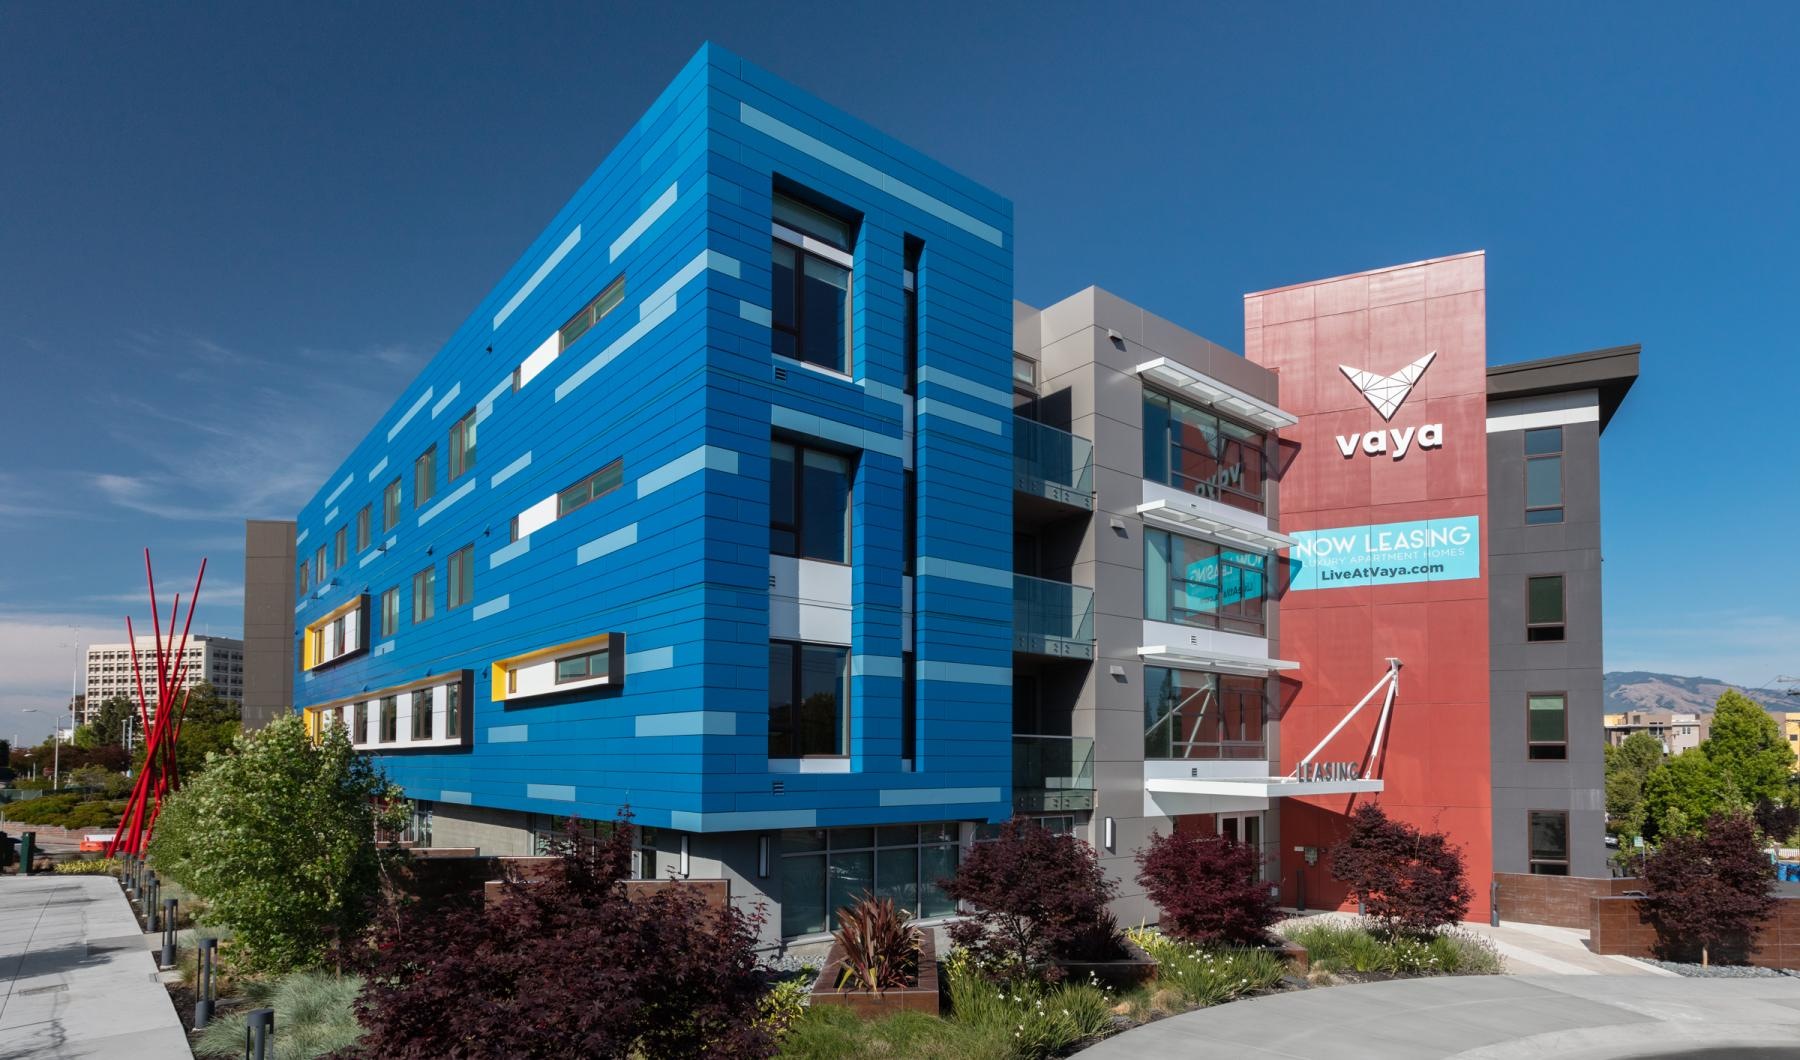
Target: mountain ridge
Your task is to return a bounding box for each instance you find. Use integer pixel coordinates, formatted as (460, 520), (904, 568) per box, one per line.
(1605, 671), (1795, 715)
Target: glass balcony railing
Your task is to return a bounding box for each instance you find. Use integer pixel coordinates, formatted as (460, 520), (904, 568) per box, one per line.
(1014, 574), (1095, 659)
(1013, 734), (1095, 813)
(1014, 416), (1094, 508)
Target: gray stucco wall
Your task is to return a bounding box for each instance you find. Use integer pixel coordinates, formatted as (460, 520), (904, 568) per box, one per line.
(1487, 403), (1608, 877)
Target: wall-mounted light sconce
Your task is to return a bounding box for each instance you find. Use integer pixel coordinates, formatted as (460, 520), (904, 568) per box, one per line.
(1104, 816), (1116, 852)
(758, 835), (770, 879)
(679, 835), (691, 878)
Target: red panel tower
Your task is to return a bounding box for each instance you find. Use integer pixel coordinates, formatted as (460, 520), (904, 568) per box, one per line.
(1246, 253), (1494, 917)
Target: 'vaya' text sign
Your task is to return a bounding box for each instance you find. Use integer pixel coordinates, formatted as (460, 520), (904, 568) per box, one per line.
(1288, 516), (1480, 590)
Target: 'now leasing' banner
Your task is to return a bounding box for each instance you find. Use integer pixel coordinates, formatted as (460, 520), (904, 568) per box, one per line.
(1288, 516), (1481, 590)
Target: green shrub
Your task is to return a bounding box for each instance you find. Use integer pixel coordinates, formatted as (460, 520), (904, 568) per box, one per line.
(758, 976), (811, 1043)
(779, 1005), (1004, 1060)
(1128, 929), (1286, 1005)
(942, 951), (1116, 1059)
(53, 858), (119, 876)
(2, 793), (82, 824)
(193, 971), (363, 1060)
(1277, 918), (1501, 976)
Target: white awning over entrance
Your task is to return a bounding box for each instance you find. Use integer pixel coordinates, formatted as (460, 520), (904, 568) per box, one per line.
(1136, 499), (1295, 553)
(1133, 357), (1298, 431)
(1147, 775), (1385, 800)
(1136, 645), (1299, 675)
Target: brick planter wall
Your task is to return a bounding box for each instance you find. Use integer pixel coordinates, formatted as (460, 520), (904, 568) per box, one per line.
(1494, 872), (1638, 928)
(811, 930), (941, 1017)
(1590, 895), (1800, 968)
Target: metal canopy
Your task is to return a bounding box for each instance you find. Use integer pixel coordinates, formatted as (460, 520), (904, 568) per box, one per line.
(1134, 357), (1298, 431)
(1136, 645), (1300, 675)
(1147, 775), (1385, 799)
(1136, 499), (1296, 552)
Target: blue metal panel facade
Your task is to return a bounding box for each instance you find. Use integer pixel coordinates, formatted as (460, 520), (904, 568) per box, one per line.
(292, 44), (1014, 834)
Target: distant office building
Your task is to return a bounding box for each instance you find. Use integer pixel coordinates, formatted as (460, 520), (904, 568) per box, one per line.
(242, 519), (299, 730)
(82, 635), (244, 724)
(1602, 709), (1708, 755)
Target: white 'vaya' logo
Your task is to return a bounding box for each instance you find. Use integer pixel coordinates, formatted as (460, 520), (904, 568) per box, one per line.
(1335, 351), (1444, 459)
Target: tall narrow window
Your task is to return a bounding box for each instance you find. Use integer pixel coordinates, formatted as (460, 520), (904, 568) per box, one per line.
(770, 440), (852, 563)
(1527, 575), (1566, 642)
(903, 237), (922, 394)
(383, 478), (402, 532)
(770, 192), (854, 374)
(1528, 811), (1570, 875)
(447, 545), (473, 610)
(557, 461), (623, 517)
(298, 562), (309, 595)
(769, 640), (850, 758)
(314, 545), (327, 584)
(411, 691), (433, 741)
(354, 700), (368, 744)
(1525, 427), (1564, 524)
(558, 276), (626, 351)
(379, 587), (399, 639)
(380, 695), (398, 743)
(414, 446), (437, 507)
(412, 566), (435, 624)
(445, 681), (463, 740)
(449, 410), (477, 480)
(901, 650), (917, 766)
(902, 469), (916, 577)
(1528, 693), (1568, 760)
(334, 526), (347, 569)
(356, 505), (371, 552)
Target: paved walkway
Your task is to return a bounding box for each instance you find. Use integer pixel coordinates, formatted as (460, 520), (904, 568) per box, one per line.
(1079, 975), (1800, 1059)
(0, 875), (188, 1059)
(1281, 911), (1671, 976)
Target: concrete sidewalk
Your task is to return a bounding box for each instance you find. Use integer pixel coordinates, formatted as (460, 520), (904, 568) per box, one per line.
(0, 874), (188, 1059)
(1078, 975), (1800, 1059)
(1280, 911), (1672, 977)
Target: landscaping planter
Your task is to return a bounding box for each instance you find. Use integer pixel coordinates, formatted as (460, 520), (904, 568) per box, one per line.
(1267, 937), (1309, 973)
(1051, 936), (1159, 989)
(810, 929), (941, 1017)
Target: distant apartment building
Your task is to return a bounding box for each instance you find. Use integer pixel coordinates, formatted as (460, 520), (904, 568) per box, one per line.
(1602, 709), (1707, 755)
(1785, 713), (1800, 771)
(82, 635), (244, 724)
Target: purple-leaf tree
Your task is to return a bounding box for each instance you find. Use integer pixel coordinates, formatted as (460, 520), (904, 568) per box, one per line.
(1643, 810), (1777, 966)
(1329, 802), (1473, 937)
(1136, 827), (1277, 945)
(939, 819), (1121, 980)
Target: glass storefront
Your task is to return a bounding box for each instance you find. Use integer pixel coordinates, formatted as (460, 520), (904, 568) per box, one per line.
(779, 822), (961, 936)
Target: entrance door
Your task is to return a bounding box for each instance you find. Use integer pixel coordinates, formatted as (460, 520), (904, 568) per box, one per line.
(1217, 812), (1264, 879)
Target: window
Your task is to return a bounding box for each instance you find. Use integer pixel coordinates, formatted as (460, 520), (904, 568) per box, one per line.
(902, 469), (916, 577)
(1141, 390), (1268, 513)
(354, 700), (368, 744)
(768, 640), (849, 758)
(449, 410), (477, 480)
(356, 505), (371, 552)
(412, 567), (435, 624)
(555, 648), (610, 685)
(770, 191), (854, 374)
(901, 650), (917, 766)
(557, 460), (623, 517)
(1528, 693), (1568, 761)
(414, 446), (437, 508)
(379, 587), (399, 640)
(314, 545), (327, 584)
(445, 682), (464, 740)
(1525, 427), (1564, 524)
(447, 545), (473, 610)
(1144, 666), (1267, 759)
(1144, 529), (1267, 635)
(903, 237), (921, 394)
(778, 823), (959, 936)
(1529, 811), (1570, 875)
(770, 441), (851, 563)
(334, 526), (347, 569)
(298, 561), (309, 595)
(558, 276), (626, 351)
(1527, 575), (1566, 642)
(411, 691), (432, 741)
(379, 695), (398, 743)
(383, 477), (402, 532)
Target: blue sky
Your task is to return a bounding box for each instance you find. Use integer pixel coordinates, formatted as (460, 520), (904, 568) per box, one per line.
(3, 3), (1796, 740)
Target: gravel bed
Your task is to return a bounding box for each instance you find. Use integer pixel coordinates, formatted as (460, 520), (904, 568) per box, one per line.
(1639, 958), (1797, 978)
(762, 954), (825, 975)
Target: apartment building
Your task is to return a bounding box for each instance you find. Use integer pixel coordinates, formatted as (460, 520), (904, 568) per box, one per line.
(82, 635), (244, 723)
(263, 44), (1637, 940)
(1604, 709), (1709, 755)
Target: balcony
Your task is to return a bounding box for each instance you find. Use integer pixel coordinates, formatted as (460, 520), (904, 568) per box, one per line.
(1014, 574), (1094, 660)
(1014, 416), (1093, 509)
(1013, 734), (1095, 813)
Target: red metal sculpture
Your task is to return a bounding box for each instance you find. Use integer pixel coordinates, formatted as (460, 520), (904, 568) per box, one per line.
(107, 550), (207, 857)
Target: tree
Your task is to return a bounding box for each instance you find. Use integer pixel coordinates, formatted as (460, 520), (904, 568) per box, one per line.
(1642, 810), (1776, 966)
(147, 714), (405, 974)
(1329, 803), (1472, 937)
(939, 819), (1121, 979)
(1136, 827), (1277, 945)
(1604, 731), (1665, 839)
(348, 815), (773, 1060)
(1642, 748), (1739, 840)
(90, 695), (140, 748)
(1703, 691), (1794, 810)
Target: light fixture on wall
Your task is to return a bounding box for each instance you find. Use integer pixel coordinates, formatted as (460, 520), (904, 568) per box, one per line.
(679, 835), (691, 878)
(758, 835), (770, 879)
(1104, 817), (1116, 853)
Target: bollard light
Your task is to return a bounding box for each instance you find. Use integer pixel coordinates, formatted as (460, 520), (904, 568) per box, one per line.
(1490, 880), (1500, 927)
(246, 1007), (275, 1060)
(194, 937), (217, 1029)
(161, 899), (178, 967)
